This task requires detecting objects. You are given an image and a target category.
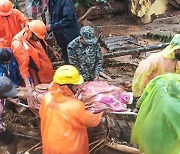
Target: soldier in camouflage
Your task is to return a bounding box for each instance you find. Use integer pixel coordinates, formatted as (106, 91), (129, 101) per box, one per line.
(67, 26), (103, 81)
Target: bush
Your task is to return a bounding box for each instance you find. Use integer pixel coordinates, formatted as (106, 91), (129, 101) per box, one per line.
(74, 0), (93, 8)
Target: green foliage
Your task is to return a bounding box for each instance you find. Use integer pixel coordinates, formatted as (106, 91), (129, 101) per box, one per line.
(12, 0), (21, 11)
(74, 0), (93, 8)
(144, 32), (173, 43)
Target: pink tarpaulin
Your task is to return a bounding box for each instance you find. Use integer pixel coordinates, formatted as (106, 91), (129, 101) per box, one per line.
(76, 81), (133, 113)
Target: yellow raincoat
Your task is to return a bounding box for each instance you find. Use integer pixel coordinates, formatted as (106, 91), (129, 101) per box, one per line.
(39, 82), (102, 154)
(132, 34), (180, 97)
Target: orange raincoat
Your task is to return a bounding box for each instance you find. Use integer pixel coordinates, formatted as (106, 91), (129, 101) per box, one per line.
(0, 9), (29, 48)
(11, 28), (54, 85)
(39, 82), (102, 154)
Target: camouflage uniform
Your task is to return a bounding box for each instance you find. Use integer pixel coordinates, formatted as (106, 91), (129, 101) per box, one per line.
(67, 26), (103, 81)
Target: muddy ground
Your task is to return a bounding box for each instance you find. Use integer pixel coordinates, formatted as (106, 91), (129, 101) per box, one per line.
(1, 3), (180, 154)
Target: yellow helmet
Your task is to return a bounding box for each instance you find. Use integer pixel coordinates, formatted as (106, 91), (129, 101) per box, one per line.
(28, 20), (46, 39)
(53, 65), (84, 85)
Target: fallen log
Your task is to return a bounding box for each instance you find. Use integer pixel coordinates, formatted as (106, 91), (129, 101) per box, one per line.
(106, 142), (140, 154)
(104, 43), (169, 58)
(108, 44), (138, 51)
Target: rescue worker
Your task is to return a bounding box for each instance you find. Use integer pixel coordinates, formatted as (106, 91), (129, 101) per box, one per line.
(11, 20), (59, 88)
(0, 48), (22, 87)
(132, 34), (180, 98)
(67, 26), (103, 81)
(0, 0), (29, 48)
(0, 76), (18, 154)
(131, 73), (180, 154)
(47, 0), (80, 64)
(40, 65), (103, 154)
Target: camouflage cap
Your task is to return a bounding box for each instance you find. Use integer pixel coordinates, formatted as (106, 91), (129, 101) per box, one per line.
(80, 26), (98, 45)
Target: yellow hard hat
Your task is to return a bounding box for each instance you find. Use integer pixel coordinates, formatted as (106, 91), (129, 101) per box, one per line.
(28, 20), (46, 39)
(53, 65), (84, 85)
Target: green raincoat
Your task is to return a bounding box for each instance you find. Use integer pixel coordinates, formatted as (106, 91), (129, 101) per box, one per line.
(131, 73), (180, 154)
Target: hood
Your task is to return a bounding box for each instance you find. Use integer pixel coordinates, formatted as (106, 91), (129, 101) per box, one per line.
(162, 34), (180, 59)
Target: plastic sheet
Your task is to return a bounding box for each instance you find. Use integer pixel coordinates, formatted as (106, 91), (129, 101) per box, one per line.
(131, 73), (180, 154)
(132, 34), (180, 97)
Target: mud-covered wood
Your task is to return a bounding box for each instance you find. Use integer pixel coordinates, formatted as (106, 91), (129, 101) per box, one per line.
(104, 43), (169, 58)
(88, 112), (137, 153)
(108, 44), (139, 51)
(102, 35), (141, 51)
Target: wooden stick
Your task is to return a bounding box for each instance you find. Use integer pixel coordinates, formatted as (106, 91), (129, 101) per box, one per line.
(34, 145), (43, 151)
(89, 139), (101, 146)
(126, 40), (144, 47)
(106, 142), (140, 154)
(89, 140), (105, 153)
(99, 72), (113, 81)
(52, 61), (64, 66)
(13, 132), (41, 140)
(24, 141), (42, 153)
(94, 143), (105, 153)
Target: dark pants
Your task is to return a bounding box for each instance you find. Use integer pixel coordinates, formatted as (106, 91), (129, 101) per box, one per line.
(54, 33), (71, 64)
(61, 46), (69, 64)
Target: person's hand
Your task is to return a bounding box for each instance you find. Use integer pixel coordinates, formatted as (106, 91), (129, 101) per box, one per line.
(90, 6), (99, 11)
(6, 98), (20, 105)
(26, 84), (34, 90)
(79, 17), (84, 23)
(53, 51), (62, 60)
(46, 24), (51, 32)
(24, 78), (34, 89)
(49, 46), (62, 60)
(133, 108), (139, 113)
(94, 76), (99, 81)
